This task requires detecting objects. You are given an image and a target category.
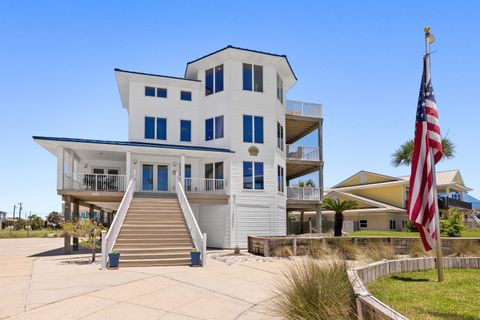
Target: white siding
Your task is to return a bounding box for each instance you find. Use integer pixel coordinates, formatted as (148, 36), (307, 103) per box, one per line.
(198, 204), (229, 248)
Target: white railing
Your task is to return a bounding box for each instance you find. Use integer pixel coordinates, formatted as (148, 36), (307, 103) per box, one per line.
(286, 100), (322, 118)
(184, 178), (225, 193)
(176, 176), (207, 266)
(286, 145), (320, 161)
(287, 186), (321, 200)
(101, 171), (135, 270)
(64, 173), (127, 192)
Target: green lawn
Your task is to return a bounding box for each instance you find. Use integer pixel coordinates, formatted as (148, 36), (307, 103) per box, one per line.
(368, 269), (480, 320)
(348, 228), (480, 238)
(0, 228), (64, 239)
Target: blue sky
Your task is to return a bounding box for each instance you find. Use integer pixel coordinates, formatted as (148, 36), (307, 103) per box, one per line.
(1, 1), (479, 217)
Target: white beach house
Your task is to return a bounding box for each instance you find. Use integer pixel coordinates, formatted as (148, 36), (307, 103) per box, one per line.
(34, 46), (323, 266)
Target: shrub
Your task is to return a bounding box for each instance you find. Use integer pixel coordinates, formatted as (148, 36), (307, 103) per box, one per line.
(273, 245), (293, 257)
(333, 239), (357, 260)
(408, 240), (433, 258)
(272, 256), (356, 320)
(450, 241), (480, 257)
(363, 242), (396, 262)
(307, 241), (332, 259)
(61, 220), (105, 262)
(404, 220), (418, 232)
(441, 210), (465, 237)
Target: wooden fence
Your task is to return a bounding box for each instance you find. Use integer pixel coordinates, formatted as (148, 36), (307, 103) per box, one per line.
(247, 235), (480, 257)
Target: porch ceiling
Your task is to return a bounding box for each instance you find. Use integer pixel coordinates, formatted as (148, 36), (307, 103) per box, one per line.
(285, 115), (320, 144)
(286, 160), (321, 180)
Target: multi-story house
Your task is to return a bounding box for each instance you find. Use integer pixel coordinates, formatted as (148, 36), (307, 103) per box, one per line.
(34, 46), (323, 266)
(323, 169), (473, 232)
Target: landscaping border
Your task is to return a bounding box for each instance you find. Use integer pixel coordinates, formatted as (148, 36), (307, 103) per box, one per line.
(347, 257), (480, 320)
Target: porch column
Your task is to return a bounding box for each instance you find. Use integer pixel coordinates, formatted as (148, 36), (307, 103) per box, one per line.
(126, 151), (131, 182)
(63, 195), (72, 254)
(100, 210), (105, 225)
(446, 187), (450, 198)
(300, 211), (305, 234)
(315, 204), (322, 235)
(72, 199), (79, 251)
(180, 154), (185, 183)
(57, 147), (65, 190)
(89, 204), (95, 222)
(460, 191), (465, 201)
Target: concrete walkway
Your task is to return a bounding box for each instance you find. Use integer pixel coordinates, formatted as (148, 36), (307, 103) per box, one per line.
(0, 238), (287, 320)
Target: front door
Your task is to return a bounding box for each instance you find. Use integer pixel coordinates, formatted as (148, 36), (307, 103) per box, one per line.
(142, 164), (169, 192)
(142, 164), (154, 191)
(157, 165), (169, 192)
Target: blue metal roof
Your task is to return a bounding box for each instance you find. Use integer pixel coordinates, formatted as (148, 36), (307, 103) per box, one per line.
(33, 136), (234, 153)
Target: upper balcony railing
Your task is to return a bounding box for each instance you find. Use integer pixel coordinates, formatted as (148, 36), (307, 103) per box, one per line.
(184, 178), (226, 194)
(286, 100), (322, 118)
(286, 145), (321, 162)
(438, 196), (472, 210)
(64, 173), (127, 192)
(287, 187), (321, 201)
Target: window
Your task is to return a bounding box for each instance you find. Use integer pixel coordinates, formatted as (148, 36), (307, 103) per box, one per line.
(277, 165), (284, 193)
(254, 65), (263, 92)
(215, 116), (224, 139)
(144, 117), (155, 139)
(215, 64), (224, 93)
(205, 162), (224, 190)
(205, 64), (224, 96)
(156, 88), (167, 98)
(180, 120), (191, 142)
(277, 122), (284, 150)
(145, 86), (155, 97)
(243, 64), (252, 91)
(360, 220), (368, 228)
(180, 91), (192, 101)
(243, 115), (264, 143)
(243, 161), (264, 190)
(205, 116), (224, 141)
(389, 220), (397, 230)
(205, 118), (214, 141)
(276, 74), (284, 103)
(243, 63), (263, 92)
(156, 118), (167, 140)
(205, 68), (214, 96)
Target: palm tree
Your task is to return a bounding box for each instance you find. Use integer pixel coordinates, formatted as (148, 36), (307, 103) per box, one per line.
(322, 198), (358, 237)
(391, 137), (455, 167)
(296, 179), (316, 187)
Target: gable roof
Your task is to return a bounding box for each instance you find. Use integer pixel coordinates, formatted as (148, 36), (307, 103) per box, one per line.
(324, 190), (406, 213)
(332, 170), (402, 189)
(400, 170), (471, 191)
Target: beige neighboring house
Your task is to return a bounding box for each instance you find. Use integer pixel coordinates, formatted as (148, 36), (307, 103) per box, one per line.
(322, 170), (473, 232)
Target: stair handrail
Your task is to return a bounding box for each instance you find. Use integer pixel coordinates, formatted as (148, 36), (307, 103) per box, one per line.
(175, 175), (206, 266)
(102, 170), (136, 270)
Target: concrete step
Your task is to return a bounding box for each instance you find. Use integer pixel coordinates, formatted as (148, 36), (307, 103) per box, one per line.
(119, 258), (191, 267)
(119, 251), (191, 260)
(115, 239), (193, 250)
(114, 246), (193, 252)
(123, 220), (185, 224)
(123, 222), (186, 226)
(119, 230), (189, 235)
(117, 236), (190, 241)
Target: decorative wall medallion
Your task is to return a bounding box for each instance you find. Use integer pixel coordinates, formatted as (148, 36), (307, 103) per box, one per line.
(248, 146), (259, 156)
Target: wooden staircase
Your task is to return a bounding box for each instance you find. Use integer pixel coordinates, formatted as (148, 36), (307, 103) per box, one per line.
(114, 194), (194, 267)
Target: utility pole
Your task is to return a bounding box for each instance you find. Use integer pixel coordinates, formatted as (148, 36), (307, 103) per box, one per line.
(13, 205), (16, 221)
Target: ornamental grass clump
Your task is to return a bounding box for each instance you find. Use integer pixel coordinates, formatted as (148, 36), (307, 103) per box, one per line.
(272, 256), (357, 320)
(273, 245), (293, 257)
(363, 242), (396, 262)
(450, 240), (480, 257)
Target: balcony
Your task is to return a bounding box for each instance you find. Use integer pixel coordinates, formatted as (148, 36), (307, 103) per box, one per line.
(438, 196), (472, 210)
(64, 173), (127, 192)
(184, 178), (226, 194)
(287, 187), (321, 201)
(286, 100), (322, 118)
(286, 145), (320, 161)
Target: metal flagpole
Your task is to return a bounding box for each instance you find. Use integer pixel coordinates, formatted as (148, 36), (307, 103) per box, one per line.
(425, 26), (444, 282)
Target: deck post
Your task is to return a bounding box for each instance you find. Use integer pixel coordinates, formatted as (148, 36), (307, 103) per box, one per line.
(180, 154), (185, 184)
(89, 204), (95, 222)
(72, 199), (79, 251)
(202, 233), (207, 267)
(300, 211), (305, 234)
(101, 230), (107, 270)
(63, 195), (72, 254)
(315, 204), (322, 235)
(100, 210), (105, 225)
(126, 151), (131, 182)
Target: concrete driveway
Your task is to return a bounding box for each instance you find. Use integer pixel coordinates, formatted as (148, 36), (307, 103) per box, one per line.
(0, 238), (287, 320)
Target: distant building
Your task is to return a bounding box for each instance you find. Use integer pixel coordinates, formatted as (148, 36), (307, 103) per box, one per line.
(323, 170), (473, 232)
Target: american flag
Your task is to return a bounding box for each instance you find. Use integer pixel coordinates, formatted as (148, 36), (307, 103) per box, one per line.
(407, 55), (443, 251)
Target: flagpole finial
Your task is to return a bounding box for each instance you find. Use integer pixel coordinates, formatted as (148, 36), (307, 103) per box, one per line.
(424, 26), (435, 44)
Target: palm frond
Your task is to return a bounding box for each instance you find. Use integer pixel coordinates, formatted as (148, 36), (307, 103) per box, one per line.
(391, 137), (455, 167)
